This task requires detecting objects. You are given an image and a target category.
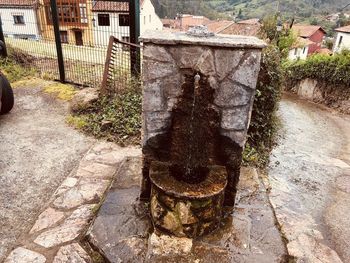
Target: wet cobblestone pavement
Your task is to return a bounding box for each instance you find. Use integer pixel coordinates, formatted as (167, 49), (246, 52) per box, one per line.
(267, 93), (350, 262)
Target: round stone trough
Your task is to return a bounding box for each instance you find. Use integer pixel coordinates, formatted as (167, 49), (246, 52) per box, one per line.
(149, 161), (227, 238)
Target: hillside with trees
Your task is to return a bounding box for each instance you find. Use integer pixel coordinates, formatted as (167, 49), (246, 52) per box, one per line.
(153, 0), (350, 21)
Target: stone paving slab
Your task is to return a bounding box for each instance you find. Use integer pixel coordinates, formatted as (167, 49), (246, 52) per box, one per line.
(29, 208), (65, 234)
(0, 81), (95, 261)
(52, 179), (110, 209)
(88, 158), (288, 263)
(4, 141), (141, 263)
(34, 204), (95, 248)
(52, 243), (92, 263)
(4, 247), (46, 263)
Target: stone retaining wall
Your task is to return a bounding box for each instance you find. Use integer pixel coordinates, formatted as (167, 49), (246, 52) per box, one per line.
(289, 78), (350, 114)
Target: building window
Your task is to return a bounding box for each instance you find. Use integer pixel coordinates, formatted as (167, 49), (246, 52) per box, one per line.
(79, 3), (87, 23)
(13, 15), (25, 25)
(98, 14), (110, 26)
(60, 31), (68, 43)
(338, 36), (343, 47)
(58, 4), (79, 23)
(45, 5), (52, 23)
(149, 14), (151, 23)
(294, 49), (297, 55)
(44, 2), (82, 25)
(144, 15), (146, 25)
(122, 36), (130, 42)
(119, 14), (129, 26)
(303, 47), (306, 54)
(121, 36), (130, 50)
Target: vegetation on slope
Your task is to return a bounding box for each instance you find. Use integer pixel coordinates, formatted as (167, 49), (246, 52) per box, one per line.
(243, 16), (296, 166)
(0, 46), (37, 83)
(153, 0), (350, 23)
(68, 81), (142, 146)
(283, 49), (350, 86)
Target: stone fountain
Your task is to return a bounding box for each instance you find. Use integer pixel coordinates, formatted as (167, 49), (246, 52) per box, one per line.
(87, 28), (287, 262)
(140, 27), (265, 238)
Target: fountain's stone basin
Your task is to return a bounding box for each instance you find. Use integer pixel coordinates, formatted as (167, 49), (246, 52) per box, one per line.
(149, 161), (227, 237)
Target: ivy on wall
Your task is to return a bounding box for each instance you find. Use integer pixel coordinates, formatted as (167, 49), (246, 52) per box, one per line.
(244, 45), (283, 166)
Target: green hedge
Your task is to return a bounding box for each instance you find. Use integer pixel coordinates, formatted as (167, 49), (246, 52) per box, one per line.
(283, 50), (350, 87)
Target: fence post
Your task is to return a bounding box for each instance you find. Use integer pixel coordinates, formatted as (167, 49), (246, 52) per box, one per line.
(50, 0), (65, 82)
(129, 0), (141, 76)
(101, 36), (115, 93)
(0, 16), (8, 58)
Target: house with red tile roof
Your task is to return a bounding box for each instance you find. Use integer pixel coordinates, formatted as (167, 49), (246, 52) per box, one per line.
(176, 14), (210, 31)
(292, 24), (326, 55)
(0, 0), (41, 40)
(218, 21), (260, 36)
(333, 25), (350, 54)
(237, 18), (260, 25)
(161, 15), (261, 37)
(92, 0), (162, 46)
(161, 14), (211, 32)
(206, 20), (234, 34)
(288, 37), (314, 60)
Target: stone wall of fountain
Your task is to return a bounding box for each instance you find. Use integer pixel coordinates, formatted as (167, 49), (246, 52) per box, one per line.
(140, 29), (265, 237)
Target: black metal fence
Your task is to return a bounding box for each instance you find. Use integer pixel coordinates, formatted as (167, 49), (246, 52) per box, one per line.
(0, 0), (140, 88)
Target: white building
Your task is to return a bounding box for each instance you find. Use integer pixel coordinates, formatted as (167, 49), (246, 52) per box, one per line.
(0, 0), (40, 40)
(333, 25), (350, 54)
(92, 0), (163, 47)
(288, 37), (313, 60)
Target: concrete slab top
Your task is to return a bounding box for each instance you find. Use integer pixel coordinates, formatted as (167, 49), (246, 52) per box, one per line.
(139, 30), (267, 49)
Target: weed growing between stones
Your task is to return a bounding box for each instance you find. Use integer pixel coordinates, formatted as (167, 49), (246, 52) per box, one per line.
(70, 80), (142, 146)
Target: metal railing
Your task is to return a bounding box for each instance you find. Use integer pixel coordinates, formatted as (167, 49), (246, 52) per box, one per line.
(101, 36), (141, 93)
(0, 0), (140, 87)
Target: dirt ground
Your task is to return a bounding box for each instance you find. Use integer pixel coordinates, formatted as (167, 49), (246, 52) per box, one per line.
(0, 80), (94, 261)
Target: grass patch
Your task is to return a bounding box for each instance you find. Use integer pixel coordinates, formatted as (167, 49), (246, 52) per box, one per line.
(44, 83), (76, 101)
(70, 81), (142, 146)
(0, 45), (38, 83)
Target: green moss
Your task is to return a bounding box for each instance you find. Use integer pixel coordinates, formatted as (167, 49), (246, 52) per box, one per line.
(66, 115), (88, 129)
(11, 78), (43, 88)
(90, 251), (106, 263)
(191, 199), (212, 209)
(44, 83), (76, 101)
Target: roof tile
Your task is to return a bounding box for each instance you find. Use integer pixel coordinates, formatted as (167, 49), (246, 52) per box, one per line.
(92, 0), (144, 12)
(335, 25), (350, 33)
(292, 24), (326, 38)
(0, 0), (37, 7)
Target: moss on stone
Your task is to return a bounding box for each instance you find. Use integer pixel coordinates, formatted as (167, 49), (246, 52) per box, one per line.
(11, 78), (45, 89)
(162, 211), (183, 236)
(66, 115), (87, 129)
(44, 83), (76, 101)
(191, 199), (212, 209)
